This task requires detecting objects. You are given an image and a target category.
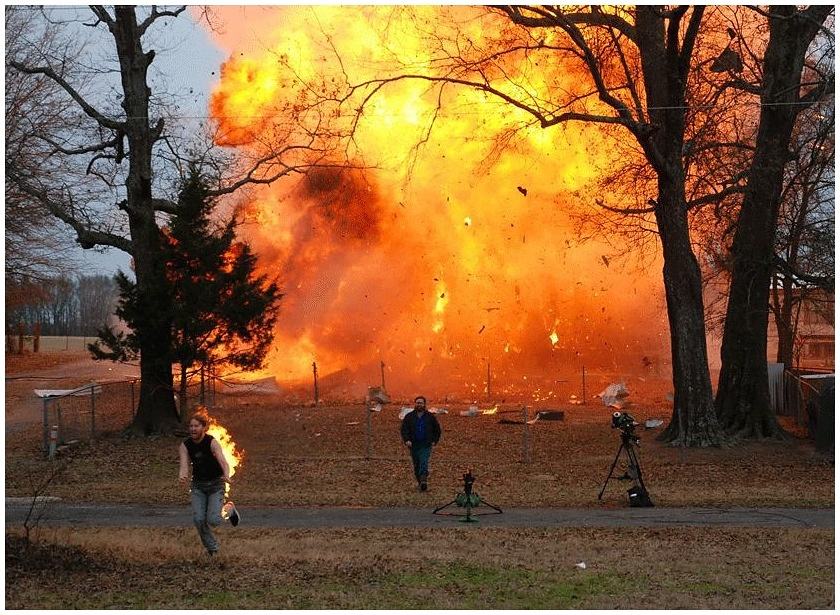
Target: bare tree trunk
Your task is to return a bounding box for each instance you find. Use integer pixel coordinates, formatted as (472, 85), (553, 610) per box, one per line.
(715, 6), (831, 439)
(775, 277), (797, 369)
(635, 6), (724, 446)
(655, 175), (723, 446)
(111, 7), (179, 435)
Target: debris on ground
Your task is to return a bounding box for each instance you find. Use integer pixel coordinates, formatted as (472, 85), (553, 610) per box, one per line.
(498, 414), (540, 425)
(429, 407), (448, 414)
(568, 394), (584, 405)
(644, 419), (664, 429)
(481, 405), (499, 415)
(460, 405), (480, 417)
(537, 410), (565, 421)
(367, 386), (390, 404)
(575, 562), (587, 570)
(596, 382), (630, 409)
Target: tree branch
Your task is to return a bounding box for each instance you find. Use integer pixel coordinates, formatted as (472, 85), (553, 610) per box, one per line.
(8, 171), (133, 253)
(8, 60), (123, 131)
(679, 6), (705, 82)
(774, 255), (835, 292)
(137, 5), (187, 37)
(37, 134), (120, 157)
(687, 184), (747, 210)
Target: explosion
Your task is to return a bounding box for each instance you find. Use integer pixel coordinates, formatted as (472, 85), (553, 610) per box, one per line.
(203, 6), (671, 400)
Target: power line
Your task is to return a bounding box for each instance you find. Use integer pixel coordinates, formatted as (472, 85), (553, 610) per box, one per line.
(59, 97), (827, 124)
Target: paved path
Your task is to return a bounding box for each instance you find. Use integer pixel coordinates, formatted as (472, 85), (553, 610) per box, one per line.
(5, 500), (833, 529)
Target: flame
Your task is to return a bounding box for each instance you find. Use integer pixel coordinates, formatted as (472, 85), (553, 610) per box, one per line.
(206, 418), (243, 497)
(202, 7), (672, 398)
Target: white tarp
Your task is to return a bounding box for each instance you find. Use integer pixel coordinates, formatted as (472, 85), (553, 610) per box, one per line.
(34, 383), (102, 398)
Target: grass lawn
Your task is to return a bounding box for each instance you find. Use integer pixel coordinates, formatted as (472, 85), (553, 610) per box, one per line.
(6, 526), (834, 609)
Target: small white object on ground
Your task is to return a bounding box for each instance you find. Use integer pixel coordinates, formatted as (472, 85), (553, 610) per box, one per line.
(575, 562), (587, 569)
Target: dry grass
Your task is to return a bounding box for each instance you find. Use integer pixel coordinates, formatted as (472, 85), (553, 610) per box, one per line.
(5, 394), (834, 508)
(5, 350), (88, 374)
(6, 525), (834, 609)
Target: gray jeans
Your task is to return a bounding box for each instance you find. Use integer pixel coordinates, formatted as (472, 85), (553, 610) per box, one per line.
(191, 479), (224, 553)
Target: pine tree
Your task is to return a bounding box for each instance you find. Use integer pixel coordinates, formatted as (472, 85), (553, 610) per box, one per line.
(90, 168), (282, 417)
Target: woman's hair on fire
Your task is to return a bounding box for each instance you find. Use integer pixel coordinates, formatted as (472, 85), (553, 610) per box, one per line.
(189, 407), (211, 427)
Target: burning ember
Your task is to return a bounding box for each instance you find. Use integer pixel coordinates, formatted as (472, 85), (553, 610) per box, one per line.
(206, 418), (243, 497)
(203, 7), (671, 399)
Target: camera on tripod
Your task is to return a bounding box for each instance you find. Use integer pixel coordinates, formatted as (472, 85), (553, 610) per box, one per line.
(611, 411), (639, 438)
(600, 411), (654, 507)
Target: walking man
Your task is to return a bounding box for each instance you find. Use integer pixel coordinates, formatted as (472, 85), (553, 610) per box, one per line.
(179, 410), (239, 556)
(400, 395), (441, 491)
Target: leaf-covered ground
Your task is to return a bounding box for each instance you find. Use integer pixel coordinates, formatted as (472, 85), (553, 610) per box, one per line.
(6, 526), (834, 609)
(5, 396), (834, 508)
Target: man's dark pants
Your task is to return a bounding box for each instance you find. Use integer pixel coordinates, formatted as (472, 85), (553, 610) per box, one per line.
(410, 443), (433, 483)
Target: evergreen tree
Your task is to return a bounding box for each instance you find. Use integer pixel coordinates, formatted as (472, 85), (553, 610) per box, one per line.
(91, 168), (282, 416)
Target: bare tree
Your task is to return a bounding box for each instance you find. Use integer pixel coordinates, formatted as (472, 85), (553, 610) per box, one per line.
(7, 7), (337, 434)
(5, 7), (81, 284)
(765, 98), (834, 370)
(715, 6), (834, 438)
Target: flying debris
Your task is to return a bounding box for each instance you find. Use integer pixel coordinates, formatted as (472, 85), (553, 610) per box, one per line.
(517, 186), (528, 196)
(601, 255), (610, 267)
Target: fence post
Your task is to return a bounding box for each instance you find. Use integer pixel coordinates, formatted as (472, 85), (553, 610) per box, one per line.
(49, 425), (59, 460)
(56, 403), (63, 445)
(90, 384), (96, 439)
(313, 362), (319, 405)
(486, 359), (491, 400)
(42, 398), (49, 455)
(581, 365), (587, 405)
(522, 406), (531, 464)
(366, 402), (373, 460)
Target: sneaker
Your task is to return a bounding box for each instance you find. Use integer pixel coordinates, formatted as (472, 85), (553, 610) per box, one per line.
(228, 504), (240, 527)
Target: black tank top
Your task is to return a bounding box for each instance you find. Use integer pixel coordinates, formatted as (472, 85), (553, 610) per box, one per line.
(184, 434), (224, 482)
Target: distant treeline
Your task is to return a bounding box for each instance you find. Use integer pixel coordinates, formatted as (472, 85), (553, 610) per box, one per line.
(6, 274), (119, 337)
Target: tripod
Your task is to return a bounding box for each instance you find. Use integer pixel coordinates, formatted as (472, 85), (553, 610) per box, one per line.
(433, 471), (503, 522)
(598, 430), (654, 506)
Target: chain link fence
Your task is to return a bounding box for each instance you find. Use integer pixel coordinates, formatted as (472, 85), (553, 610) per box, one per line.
(40, 380), (138, 455)
(39, 368), (232, 456)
